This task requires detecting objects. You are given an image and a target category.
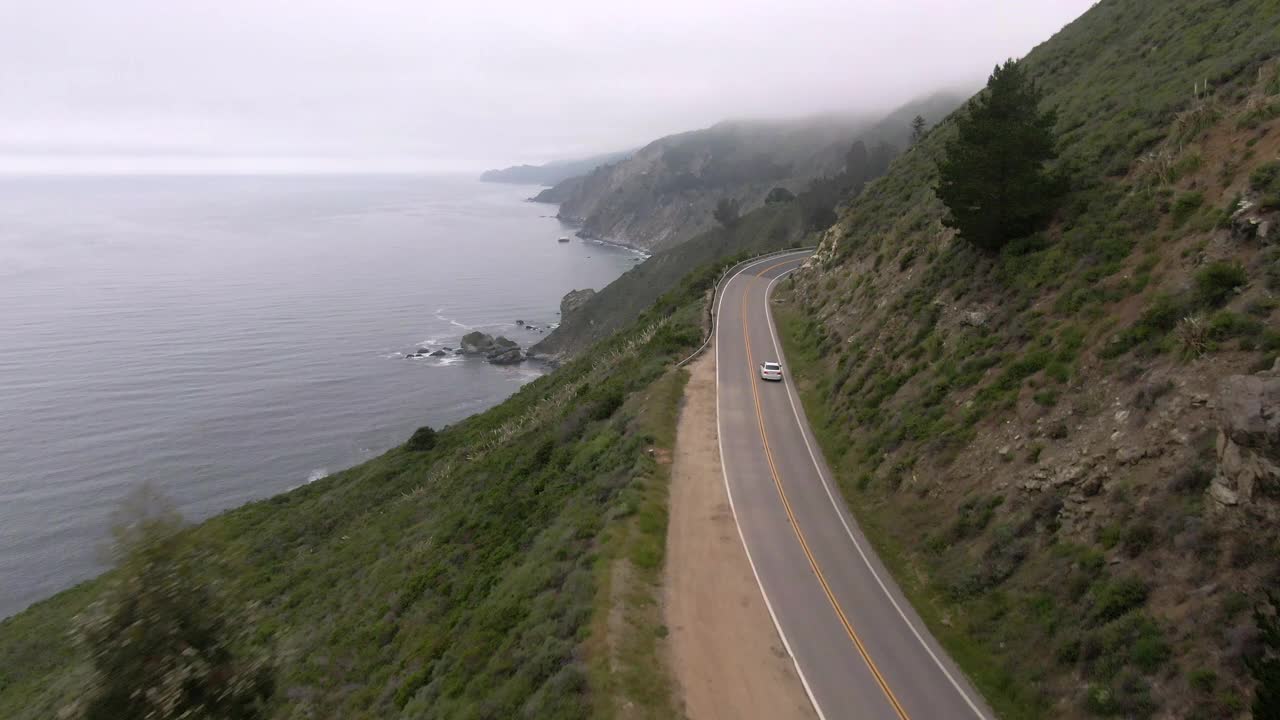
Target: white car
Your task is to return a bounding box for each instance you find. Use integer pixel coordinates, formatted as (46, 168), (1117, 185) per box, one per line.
(759, 361), (783, 382)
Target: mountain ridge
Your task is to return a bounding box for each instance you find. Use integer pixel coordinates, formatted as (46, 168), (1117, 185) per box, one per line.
(532, 93), (965, 253)
(479, 150), (632, 185)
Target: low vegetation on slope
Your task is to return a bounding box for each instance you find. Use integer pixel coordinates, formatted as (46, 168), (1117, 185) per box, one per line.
(775, 1), (1280, 717)
(0, 257), (742, 718)
(532, 202), (810, 359)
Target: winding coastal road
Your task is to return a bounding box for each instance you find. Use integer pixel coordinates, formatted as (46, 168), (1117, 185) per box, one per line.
(714, 253), (995, 720)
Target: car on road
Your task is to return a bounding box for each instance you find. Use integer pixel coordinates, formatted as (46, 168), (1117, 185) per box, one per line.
(759, 361), (783, 382)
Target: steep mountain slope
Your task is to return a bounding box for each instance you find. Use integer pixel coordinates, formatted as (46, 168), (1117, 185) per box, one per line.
(479, 150), (632, 185)
(532, 203), (809, 359)
(773, 1), (1280, 717)
(535, 94), (962, 253)
(531, 95), (965, 360)
(0, 262), (735, 719)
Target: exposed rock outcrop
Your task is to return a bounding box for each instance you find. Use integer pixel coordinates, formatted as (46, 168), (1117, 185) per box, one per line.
(1210, 374), (1280, 506)
(1230, 192), (1276, 243)
(560, 289), (597, 320)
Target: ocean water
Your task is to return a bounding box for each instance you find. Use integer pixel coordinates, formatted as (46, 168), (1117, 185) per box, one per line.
(0, 174), (640, 618)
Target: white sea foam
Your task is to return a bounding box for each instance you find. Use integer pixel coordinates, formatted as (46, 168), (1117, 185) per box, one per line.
(306, 468), (329, 483)
(433, 308), (473, 330)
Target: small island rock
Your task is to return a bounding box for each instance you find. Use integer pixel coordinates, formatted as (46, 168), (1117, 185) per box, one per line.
(460, 331), (497, 354)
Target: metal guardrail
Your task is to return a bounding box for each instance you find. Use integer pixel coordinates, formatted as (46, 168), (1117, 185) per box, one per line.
(675, 247), (815, 368)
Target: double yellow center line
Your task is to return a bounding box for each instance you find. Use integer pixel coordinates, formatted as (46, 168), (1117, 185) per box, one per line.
(740, 260), (911, 720)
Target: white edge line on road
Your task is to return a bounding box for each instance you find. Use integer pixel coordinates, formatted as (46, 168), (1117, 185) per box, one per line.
(761, 270), (992, 720)
(714, 253), (829, 720)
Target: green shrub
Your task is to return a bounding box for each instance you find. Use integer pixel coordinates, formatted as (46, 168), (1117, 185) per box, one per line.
(1034, 389), (1059, 407)
(1207, 311), (1263, 341)
(1247, 297), (1278, 317)
(1129, 621), (1171, 673)
(950, 495), (1004, 541)
(1101, 293), (1190, 358)
(1194, 261), (1247, 308)
(1188, 669), (1217, 693)
(406, 426), (438, 452)
(1123, 523), (1156, 558)
(1084, 672), (1156, 717)
(1092, 576), (1150, 623)
(1170, 191), (1204, 227)
(1251, 161), (1280, 210)
(1266, 249), (1280, 291)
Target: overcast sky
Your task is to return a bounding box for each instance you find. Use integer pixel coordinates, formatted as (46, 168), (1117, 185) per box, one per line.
(0, 0), (1095, 173)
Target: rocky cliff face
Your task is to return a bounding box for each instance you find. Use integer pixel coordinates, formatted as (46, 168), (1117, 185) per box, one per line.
(536, 118), (864, 252)
(535, 96), (964, 253)
(559, 288), (596, 318)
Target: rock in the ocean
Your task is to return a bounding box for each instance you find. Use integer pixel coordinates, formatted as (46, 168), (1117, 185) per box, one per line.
(429, 350), (447, 357)
(487, 347), (523, 364)
(485, 336), (523, 364)
(460, 331), (497, 354)
(515, 319), (524, 326)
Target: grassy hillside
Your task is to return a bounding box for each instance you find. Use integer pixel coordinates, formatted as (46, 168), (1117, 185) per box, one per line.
(775, 1), (1280, 717)
(0, 257), (741, 718)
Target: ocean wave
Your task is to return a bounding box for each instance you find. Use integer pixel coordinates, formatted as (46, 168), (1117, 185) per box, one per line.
(433, 308), (473, 331)
(306, 468), (329, 483)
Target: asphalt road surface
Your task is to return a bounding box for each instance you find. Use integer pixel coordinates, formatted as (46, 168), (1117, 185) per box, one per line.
(714, 253), (996, 720)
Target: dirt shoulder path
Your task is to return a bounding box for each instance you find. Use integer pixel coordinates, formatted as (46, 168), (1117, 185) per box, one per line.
(664, 353), (816, 720)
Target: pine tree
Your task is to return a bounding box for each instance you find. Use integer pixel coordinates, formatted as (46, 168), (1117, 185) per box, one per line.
(936, 59), (1062, 253)
(910, 115), (927, 145)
